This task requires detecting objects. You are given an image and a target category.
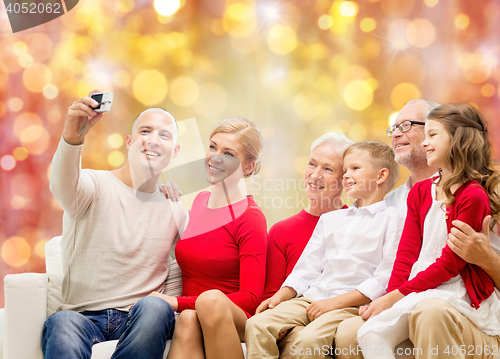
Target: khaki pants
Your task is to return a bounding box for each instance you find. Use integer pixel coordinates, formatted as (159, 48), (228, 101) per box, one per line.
(408, 299), (500, 359)
(245, 298), (365, 359)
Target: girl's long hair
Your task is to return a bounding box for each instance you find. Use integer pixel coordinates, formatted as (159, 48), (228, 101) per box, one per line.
(428, 103), (500, 230)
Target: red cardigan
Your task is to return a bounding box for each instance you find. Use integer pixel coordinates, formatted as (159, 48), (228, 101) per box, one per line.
(388, 179), (493, 308)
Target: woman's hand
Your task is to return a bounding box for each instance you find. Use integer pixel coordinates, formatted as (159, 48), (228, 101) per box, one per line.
(148, 292), (179, 311)
(160, 181), (182, 201)
(359, 290), (404, 320)
(256, 296), (283, 314)
(256, 287), (297, 314)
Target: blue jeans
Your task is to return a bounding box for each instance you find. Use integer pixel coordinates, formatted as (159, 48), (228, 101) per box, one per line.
(42, 296), (175, 359)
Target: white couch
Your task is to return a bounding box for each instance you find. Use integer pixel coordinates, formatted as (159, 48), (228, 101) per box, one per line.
(1, 237), (413, 359)
(0, 236), (180, 359)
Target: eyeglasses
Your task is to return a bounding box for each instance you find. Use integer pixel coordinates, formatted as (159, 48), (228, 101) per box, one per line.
(386, 120), (425, 137)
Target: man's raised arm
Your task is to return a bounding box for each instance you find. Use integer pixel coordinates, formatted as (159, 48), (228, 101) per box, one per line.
(49, 90), (104, 217)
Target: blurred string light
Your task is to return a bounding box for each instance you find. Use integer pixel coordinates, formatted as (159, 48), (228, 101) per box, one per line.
(318, 15), (334, 30)
(267, 25), (297, 55)
(481, 83), (496, 97)
(8, 98), (23, 112)
(455, 14), (470, 29)
(388, 112), (399, 127)
(153, 0), (181, 16)
(108, 134), (124, 148)
(360, 17), (377, 32)
(133, 69), (168, 105)
(43, 84), (59, 99)
(1, 156), (16, 171)
(13, 147), (29, 161)
(224, 2), (257, 38)
(262, 4), (280, 21)
(424, 0), (439, 7)
(338, 1), (359, 17)
(1, 237), (31, 267)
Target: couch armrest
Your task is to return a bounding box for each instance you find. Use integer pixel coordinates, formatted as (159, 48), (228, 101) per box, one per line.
(4, 273), (48, 359)
(0, 308), (4, 359)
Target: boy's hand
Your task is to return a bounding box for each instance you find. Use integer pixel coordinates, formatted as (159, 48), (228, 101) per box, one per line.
(360, 290), (403, 320)
(306, 298), (342, 321)
(63, 89), (105, 145)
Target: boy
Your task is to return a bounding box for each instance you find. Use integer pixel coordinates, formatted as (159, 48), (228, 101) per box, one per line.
(245, 141), (403, 359)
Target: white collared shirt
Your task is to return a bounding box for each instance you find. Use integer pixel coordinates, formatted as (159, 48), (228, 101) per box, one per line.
(384, 177), (412, 217)
(282, 200), (403, 301)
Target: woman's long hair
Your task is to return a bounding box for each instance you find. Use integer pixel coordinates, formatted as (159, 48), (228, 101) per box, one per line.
(428, 103), (500, 230)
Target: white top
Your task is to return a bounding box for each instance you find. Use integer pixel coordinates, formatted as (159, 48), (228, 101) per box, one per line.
(385, 175), (500, 257)
(282, 200), (403, 301)
(50, 137), (189, 312)
(384, 177), (412, 217)
(358, 184), (500, 340)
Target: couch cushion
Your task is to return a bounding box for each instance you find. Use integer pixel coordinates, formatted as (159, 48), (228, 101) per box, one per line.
(45, 236), (63, 316)
(164, 258), (182, 297)
(91, 340), (171, 359)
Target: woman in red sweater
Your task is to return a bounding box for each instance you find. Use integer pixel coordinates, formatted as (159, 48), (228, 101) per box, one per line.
(261, 133), (353, 302)
(155, 118), (267, 359)
(255, 133), (352, 358)
(357, 103), (500, 359)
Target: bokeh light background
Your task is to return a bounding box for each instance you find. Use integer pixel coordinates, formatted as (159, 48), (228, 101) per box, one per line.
(1, 0), (500, 307)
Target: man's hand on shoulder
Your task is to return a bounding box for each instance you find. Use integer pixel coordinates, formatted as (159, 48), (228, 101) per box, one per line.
(160, 181), (183, 202)
(449, 215), (500, 289)
(63, 89), (106, 145)
(448, 216), (495, 268)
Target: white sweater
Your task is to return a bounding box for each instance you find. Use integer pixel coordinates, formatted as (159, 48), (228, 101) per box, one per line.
(50, 137), (188, 312)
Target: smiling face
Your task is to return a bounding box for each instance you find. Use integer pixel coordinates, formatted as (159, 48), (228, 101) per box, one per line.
(304, 144), (344, 205)
(342, 151), (381, 201)
(422, 119), (451, 172)
(126, 109), (180, 175)
(392, 102), (428, 169)
(205, 132), (251, 185)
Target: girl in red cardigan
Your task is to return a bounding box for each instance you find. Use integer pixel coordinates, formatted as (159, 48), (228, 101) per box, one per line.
(357, 103), (500, 358)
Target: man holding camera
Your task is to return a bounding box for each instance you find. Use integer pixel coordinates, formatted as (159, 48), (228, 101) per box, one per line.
(42, 90), (188, 359)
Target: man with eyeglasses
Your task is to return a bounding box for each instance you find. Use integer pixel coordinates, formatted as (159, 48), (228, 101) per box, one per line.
(384, 99), (439, 215)
(383, 99), (500, 359)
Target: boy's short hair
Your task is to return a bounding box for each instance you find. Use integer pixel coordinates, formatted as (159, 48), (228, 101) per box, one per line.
(343, 141), (399, 193)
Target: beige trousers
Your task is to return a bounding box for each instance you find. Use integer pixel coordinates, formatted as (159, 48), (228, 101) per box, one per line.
(408, 299), (500, 359)
(245, 297), (365, 359)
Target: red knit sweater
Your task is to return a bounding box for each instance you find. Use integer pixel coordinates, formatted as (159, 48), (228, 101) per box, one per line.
(175, 192), (267, 317)
(388, 179), (493, 308)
